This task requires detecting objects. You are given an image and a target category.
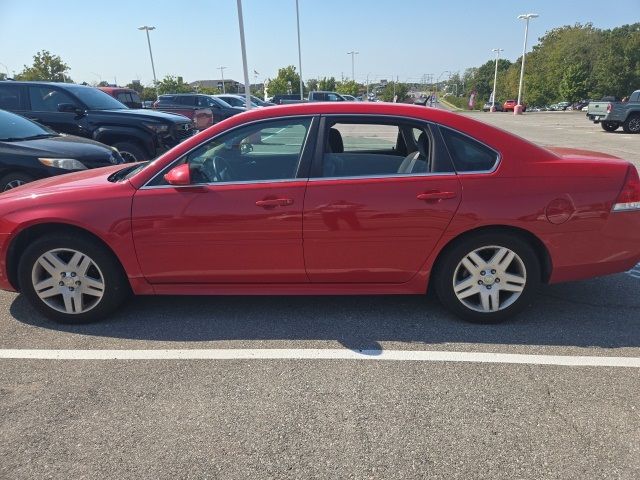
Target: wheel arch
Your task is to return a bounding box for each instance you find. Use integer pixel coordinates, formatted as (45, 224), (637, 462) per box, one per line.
(6, 222), (130, 292)
(430, 225), (552, 286)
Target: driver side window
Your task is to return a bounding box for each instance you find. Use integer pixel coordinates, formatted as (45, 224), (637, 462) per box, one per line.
(151, 118), (312, 186)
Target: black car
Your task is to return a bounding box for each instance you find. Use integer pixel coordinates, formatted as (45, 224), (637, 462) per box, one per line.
(153, 94), (244, 124)
(0, 81), (194, 162)
(0, 109), (123, 191)
(482, 101), (504, 112)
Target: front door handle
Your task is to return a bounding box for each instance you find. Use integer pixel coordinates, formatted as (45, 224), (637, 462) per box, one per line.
(255, 198), (294, 208)
(416, 191), (457, 201)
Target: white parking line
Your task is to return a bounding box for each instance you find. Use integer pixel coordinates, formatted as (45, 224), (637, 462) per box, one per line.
(0, 349), (638, 367)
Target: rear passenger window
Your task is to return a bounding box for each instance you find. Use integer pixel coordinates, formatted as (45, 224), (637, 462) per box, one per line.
(440, 127), (498, 172)
(322, 121), (436, 178)
(0, 85), (23, 110)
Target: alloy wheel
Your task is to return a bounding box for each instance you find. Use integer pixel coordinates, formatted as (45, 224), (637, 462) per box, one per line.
(3, 179), (26, 191)
(31, 248), (105, 315)
(452, 245), (527, 313)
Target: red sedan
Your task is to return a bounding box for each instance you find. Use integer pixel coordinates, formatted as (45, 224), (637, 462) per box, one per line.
(503, 99), (526, 112)
(0, 103), (638, 324)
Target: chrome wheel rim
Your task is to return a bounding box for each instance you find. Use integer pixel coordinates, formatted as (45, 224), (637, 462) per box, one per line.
(119, 150), (138, 163)
(3, 179), (26, 191)
(453, 245), (527, 313)
(31, 248), (105, 315)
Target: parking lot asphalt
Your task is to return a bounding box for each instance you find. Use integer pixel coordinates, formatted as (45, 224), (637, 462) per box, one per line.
(1, 111), (639, 479)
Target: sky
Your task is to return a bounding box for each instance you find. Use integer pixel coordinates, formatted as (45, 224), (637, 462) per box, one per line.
(0, 0), (638, 86)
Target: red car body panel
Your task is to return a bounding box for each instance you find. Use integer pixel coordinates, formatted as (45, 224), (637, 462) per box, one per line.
(1, 102), (639, 297)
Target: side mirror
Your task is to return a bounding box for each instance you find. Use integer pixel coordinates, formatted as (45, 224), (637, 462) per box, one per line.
(57, 103), (81, 113)
(163, 164), (191, 186)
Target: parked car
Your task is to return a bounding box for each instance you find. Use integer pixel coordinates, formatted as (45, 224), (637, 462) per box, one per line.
(0, 81), (194, 162)
(0, 109), (123, 191)
(271, 94), (305, 105)
(341, 95), (358, 101)
(1, 102), (638, 325)
(503, 99), (526, 112)
(482, 101), (504, 112)
(98, 87), (142, 109)
(153, 94), (243, 128)
(586, 90), (640, 133)
(556, 101), (571, 111)
(216, 94), (274, 108)
(308, 91), (347, 102)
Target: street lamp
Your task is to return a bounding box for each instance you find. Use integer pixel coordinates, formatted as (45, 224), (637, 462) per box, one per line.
(138, 26), (158, 97)
(515, 13), (539, 115)
(218, 66), (227, 94)
(347, 51), (359, 81)
(490, 48), (504, 112)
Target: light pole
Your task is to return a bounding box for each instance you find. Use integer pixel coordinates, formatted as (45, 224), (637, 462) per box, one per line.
(347, 51), (359, 81)
(490, 48), (503, 112)
(236, 0), (252, 110)
(435, 71), (450, 104)
(295, 0), (304, 100)
(218, 66), (227, 93)
(515, 13), (538, 115)
(138, 26), (158, 97)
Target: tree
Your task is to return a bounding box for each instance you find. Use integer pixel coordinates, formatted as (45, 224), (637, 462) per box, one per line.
(379, 82), (409, 102)
(559, 63), (589, 102)
(318, 77), (336, 91)
(267, 66), (303, 95)
(306, 78), (318, 92)
(198, 86), (221, 95)
(156, 75), (192, 95)
(336, 80), (360, 96)
(16, 50), (70, 82)
(141, 87), (157, 101)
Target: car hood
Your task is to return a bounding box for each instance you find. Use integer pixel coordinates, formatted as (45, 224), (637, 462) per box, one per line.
(0, 164), (128, 201)
(92, 108), (190, 123)
(0, 134), (115, 159)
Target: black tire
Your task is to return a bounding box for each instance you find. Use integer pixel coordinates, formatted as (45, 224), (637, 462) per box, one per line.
(622, 114), (640, 134)
(112, 141), (147, 162)
(18, 233), (130, 324)
(601, 121), (619, 132)
(0, 172), (35, 192)
(433, 233), (541, 324)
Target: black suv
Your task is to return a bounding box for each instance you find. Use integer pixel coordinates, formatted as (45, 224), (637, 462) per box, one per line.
(0, 81), (195, 162)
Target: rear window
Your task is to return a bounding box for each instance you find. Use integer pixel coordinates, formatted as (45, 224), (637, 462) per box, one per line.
(0, 84), (23, 110)
(440, 127), (498, 173)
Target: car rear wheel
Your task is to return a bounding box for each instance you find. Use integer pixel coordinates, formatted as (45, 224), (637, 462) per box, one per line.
(434, 233), (541, 323)
(0, 172), (35, 192)
(113, 141), (147, 162)
(18, 234), (130, 324)
(601, 121), (619, 132)
(622, 114), (640, 134)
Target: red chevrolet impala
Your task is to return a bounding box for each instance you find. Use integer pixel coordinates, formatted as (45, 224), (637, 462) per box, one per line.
(0, 102), (639, 324)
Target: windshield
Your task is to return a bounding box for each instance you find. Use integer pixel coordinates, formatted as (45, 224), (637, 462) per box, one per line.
(0, 109), (56, 141)
(210, 96), (233, 108)
(69, 86), (128, 110)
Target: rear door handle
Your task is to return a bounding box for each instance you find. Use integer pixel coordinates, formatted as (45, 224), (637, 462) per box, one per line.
(255, 198), (294, 208)
(416, 191), (457, 201)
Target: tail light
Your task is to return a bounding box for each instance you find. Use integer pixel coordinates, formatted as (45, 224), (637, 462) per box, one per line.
(607, 103), (612, 113)
(612, 166), (640, 212)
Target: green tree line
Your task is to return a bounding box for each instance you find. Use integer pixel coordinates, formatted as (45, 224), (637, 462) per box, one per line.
(456, 23), (640, 106)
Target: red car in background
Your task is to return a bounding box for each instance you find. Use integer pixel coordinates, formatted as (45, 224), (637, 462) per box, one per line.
(503, 99), (526, 112)
(98, 87), (143, 109)
(0, 103), (638, 324)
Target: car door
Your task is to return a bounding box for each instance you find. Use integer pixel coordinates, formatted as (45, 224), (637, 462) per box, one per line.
(131, 116), (317, 284)
(303, 116), (462, 283)
(26, 85), (83, 136)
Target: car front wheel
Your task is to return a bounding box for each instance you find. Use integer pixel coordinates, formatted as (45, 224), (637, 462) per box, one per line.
(18, 234), (130, 323)
(434, 233), (541, 323)
(622, 114), (640, 134)
(0, 172), (35, 192)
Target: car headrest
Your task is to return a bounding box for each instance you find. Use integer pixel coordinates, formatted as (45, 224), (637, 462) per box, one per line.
(327, 128), (344, 153)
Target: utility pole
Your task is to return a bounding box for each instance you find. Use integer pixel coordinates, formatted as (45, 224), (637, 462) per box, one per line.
(490, 48), (503, 112)
(218, 66), (227, 94)
(347, 51), (359, 81)
(236, 0), (252, 109)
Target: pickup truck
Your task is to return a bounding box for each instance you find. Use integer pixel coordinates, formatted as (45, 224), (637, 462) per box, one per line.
(0, 81), (195, 162)
(586, 90), (640, 133)
(153, 94), (243, 129)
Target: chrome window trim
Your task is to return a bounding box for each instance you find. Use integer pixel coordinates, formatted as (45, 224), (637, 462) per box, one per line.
(308, 171), (457, 182)
(438, 125), (501, 174)
(141, 115), (316, 190)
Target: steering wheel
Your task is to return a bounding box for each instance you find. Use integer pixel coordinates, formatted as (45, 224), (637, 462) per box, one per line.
(202, 156), (234, 182)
